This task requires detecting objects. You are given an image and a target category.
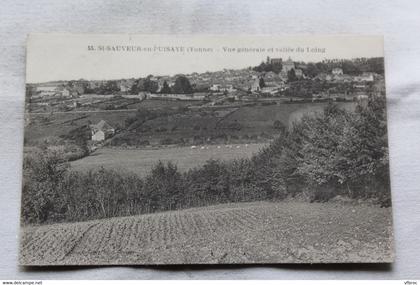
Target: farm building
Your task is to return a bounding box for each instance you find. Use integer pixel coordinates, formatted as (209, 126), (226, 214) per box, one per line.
(90, 120), (115, 141)
(62, 88), (80, 97)
(148, 93), (207, 101)
(354, 72), (375, 82)
(261, 86), (280, 96)
(209, 84), (236, 93)
(355, 94), (369, 101)
(34, 84), (63, 97)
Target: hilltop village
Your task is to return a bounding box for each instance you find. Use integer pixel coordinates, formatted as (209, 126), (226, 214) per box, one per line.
(24, 56), (385, 153)
(26, 57), (385, 113)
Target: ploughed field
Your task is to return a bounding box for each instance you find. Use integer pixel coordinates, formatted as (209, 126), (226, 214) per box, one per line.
(20, 201), (393, 265)
(70, 143), (266, 176)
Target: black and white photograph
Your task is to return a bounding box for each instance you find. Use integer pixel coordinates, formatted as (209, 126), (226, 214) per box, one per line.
(19, 34), (394, 265)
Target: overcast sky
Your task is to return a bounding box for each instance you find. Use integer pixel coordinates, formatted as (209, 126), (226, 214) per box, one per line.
(26, 34), (384, 83)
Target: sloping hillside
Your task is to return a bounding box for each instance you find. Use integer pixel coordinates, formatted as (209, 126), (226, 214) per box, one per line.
(20, 201), (393, 265)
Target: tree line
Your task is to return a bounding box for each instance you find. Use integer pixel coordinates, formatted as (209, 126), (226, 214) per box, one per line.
(82, 75), (194, 95)
(21, 95), (391, 225)
(129, 75), (193, 94)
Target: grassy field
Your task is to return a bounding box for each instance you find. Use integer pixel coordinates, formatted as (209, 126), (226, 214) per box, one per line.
(70, 143), (266, 176)
(20, 201), (394, 265)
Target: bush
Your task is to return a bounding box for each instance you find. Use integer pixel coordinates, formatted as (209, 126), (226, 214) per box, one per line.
(21, 149), (69, 224)
(273, 120), (286, 133)
(184, 160), (231, 206)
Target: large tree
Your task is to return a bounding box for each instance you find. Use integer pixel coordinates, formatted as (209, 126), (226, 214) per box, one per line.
(142, 76), (159, 93)
(287, 68), (298, 82)
(172, 76), (193, 94)
(160, 81), (172, 93)
(259, 77), (266, 88)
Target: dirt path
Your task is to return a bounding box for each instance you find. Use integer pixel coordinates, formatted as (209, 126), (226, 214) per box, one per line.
(20, 201), (394, 265)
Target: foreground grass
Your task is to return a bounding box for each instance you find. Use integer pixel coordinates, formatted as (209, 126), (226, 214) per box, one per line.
(20, 201), (393, 265)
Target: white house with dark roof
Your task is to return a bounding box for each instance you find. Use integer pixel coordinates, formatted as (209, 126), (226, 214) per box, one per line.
(90, 120), (115, 141)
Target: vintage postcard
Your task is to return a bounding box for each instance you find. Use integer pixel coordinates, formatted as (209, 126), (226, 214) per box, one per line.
(20, 34), (393, 265)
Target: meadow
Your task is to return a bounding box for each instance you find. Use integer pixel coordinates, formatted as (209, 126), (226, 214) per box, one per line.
(70, 143), (266, 176)
(20, 201), (394, 265)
